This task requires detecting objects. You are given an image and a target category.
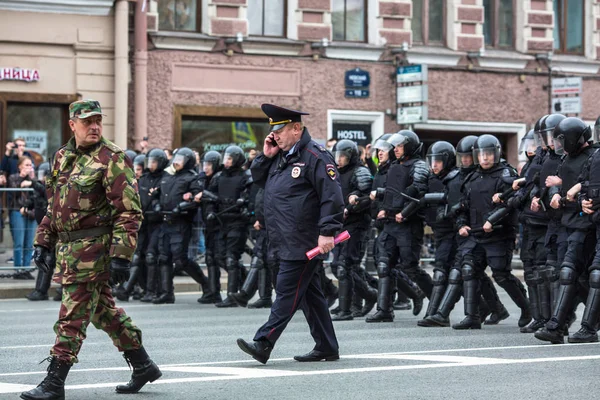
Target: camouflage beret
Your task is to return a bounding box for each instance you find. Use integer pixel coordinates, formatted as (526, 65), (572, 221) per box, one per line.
(69, 99), (104, 119)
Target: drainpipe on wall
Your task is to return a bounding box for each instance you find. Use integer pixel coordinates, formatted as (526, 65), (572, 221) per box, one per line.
(114, 0), (129, 149)
(134, 0), (148, 151)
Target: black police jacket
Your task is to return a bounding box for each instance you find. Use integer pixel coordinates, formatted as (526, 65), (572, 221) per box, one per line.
(371, 160), (390, 219)
(536, 149), (563, 222)
(138, 171), (163, 222)
(339, 162), (372, 228)
(251, 128), (344, 261)
(579, 148), (600, 224)
(512, 148), (547, 226)
(27, 180), (48, 225)
(457, 164), (517, 243)
(207, 167), (250, 225)
(157, 169), (202, 213)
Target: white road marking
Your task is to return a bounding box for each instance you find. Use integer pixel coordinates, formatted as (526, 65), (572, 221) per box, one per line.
(2, 346), (600, 394)
(0, 343), (101, 350)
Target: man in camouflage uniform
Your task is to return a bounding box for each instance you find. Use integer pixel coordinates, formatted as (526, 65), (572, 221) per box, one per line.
(21, 100), (161, 400)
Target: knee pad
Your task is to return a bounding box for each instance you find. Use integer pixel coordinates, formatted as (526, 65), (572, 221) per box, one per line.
(131, 253), (142, 268)
(559, 266), (577, 285)
(461, 262), (476, 281)
(491, 270), (510, 285)
(589, 269), (600, 289)
(377, 262), (390, 277)
(146, 253), (156, 266)
(432, 270), (447, 286)
(448, 268), (462, 285)
(524, 270), (536, 287)
(225, 257), (237, 271)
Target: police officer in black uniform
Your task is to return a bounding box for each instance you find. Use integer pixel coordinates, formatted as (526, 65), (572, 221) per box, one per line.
(367, 130), (431, 323)
(329, 139), (376, 321)
(535, 117), (597, 344)
(196, 150), (224, 304)
(153, 147), (209, 304)
(454, 135), (531, 330)
(207, 145), (251, 308)
(237, 104), (344, 364)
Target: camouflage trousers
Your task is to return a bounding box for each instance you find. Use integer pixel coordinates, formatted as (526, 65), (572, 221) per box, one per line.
(51, 280), (142, 364)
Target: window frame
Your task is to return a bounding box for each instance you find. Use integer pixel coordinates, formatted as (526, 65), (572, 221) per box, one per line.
(332, 0), (368, 43)
(553, 0), (585, 55)
(247, 0), (287, 38)
(157, 0), (202, 33)
(412, 0), (447, 46)
(483, 0), (516, 49)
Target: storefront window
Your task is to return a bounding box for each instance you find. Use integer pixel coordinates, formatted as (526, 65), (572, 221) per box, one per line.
(332, 0), (366, 42)
(181, 117), (270, 157)
(6, 103), (64, 163)
(158, 0), (199, 32)
(248, 0), (285, 37)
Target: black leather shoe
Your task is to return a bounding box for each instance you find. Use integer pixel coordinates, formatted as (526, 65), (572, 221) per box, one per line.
(26, 290), (49, 301)
(484, 306), (510, 325)
(423, 313), (450, 327)
(534, 327), (564, 344)
(248, 298), (273, 309)
(393, 300), (412, 311)
(520, 319), (546, 333)
(294, 350), (339, 362)
(518, 308), (533, 328)
(365, 310), (394, 323)
(215, 296), (238, 308)
(332, 311), (353, 321)
(230, 291), (251, 307)
(412, 292), (425, 316)
(236, 339), (272, 364)
(568, 326), (599, 343)
(452, 316), (482, 330)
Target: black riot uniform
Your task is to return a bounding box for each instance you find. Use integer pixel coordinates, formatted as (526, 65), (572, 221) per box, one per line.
(207, 145), (252, 308)
(231, 186), (278, 309)
(153, 147), (209, 304)
(329, 140), (376, 321)
(536, 118), (597, 344)
(454, 135), (531, 330)
(237, 104), (344, 364)
(197, 150), (224, 304)
(367, 130), (431, 323)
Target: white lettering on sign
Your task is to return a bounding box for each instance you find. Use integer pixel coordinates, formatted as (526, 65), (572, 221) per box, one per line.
(0, 67), (40, 82)
(336, 130), (368, 140)
(348, 75), (368, 81)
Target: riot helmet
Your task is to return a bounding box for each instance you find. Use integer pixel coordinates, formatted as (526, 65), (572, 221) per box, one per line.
(456, 135), (478, 169)
(146, 148), (169, 173)
(594, 116), (600, 143)
(387, 130), (423, 161)
(533, 115), (549, 147)
(373, 133), (396, 164)
(172, 147), (197, 171)
(202, 150), (222, 176)
(223, 145), (246, 169)
(473, 134), (501, 168)
(538, 114), (566, 148)
(518, 129), (537, 159)
(125, 149), (138, 163)
(133, 154), (146, 168)
(37, 162), (50, 181)
(426, 141), (456, 175)
(552, 117), (592, 156)
(333, 139), (359, 168)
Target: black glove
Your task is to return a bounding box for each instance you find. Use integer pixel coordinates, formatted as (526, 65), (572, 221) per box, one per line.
(33, 246), (51, 274)
(110, 258), (130, 284)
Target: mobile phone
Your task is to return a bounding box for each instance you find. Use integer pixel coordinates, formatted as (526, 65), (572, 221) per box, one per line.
(267, 135), (277, 146)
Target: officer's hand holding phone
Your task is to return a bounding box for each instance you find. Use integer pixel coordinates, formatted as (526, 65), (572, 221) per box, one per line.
(263, 134), (280, 158)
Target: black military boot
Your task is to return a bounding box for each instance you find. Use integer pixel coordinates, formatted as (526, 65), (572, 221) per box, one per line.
(535, 268), (578, 344)
(351, 269), (376, 317)
(198, 260), (222, 304)
(396, 272), (426, 316)
(20, 357), (71, 400)
(393, 289), (412, 311)
(423, 268), (463, 327)
(116, 264), (140, 302)
(231, 257), (260, 307)
(332, 268), (353, 321)
(183, 260), (209, 295)
(366, 276), (394, 323)
(216, 260), (239, 308)
(248, 267), (273, 309)
(152, 263), (175, 304)
(495, 274), (532, 327)
(53, 287), (63, 302)
(418, 270), (446, 326)
(115, 347), (162, 394)
(452, 272), (481, 330)
(521, 272), (546, 333)
(27, 290), (49, 301)
(141, 259), (158, 303)
(359, 286), (377, 317)
(27, 270), (50, 301)
(237, 338), (273, 364)
(568, 270), (600, 343)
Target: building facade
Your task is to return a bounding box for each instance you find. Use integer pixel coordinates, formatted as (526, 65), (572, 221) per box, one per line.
(142, 0), (600, 167)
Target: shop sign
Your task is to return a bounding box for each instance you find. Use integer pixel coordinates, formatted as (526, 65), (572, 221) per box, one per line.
(0, 67), (40, 82)
(397, 106), (428, 125)
(14, 130), (48, 159)
(332, 123), (372, 146)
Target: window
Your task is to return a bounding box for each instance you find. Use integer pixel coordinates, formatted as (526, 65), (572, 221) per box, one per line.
(332, 0), (366, 42)
(248, 0), (285, 37)
(181, 117), (270, 156)
(554, 0), (584, 54)
(412, 0), (444, 45)
(158, 0), (199, 32)
(483, 0), (514, 48)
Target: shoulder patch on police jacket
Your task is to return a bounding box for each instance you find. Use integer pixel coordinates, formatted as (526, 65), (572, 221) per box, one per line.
(326, 164), (337, 180)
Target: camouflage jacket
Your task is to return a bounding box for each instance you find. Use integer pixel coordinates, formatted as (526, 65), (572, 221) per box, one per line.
(34, 137), (142, 284)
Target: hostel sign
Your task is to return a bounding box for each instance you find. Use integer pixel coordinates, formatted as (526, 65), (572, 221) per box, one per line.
(0, 67), (40, 82)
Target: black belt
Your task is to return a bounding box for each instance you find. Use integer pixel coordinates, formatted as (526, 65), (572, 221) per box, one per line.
(57, 226), (112, 242)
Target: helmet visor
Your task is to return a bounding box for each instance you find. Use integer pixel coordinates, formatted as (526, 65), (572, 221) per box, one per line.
(387, 133), (408, 147)
(172, 154), (188, 169)
(536, 130), (554, 148)
(474, 148), (500, 166)
(334, 151), (350, 167)
(456, 151), (474, 169)
(594, 125), (600, 143)
(553, 133), (565, 155)
(426, 154), (448, 171)
(373, 139), (393, 152)
(518, 138), (537, 155)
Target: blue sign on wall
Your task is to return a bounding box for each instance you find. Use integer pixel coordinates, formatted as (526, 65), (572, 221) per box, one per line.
(345, 89), (370, 98)
(345, 68), (370, 88)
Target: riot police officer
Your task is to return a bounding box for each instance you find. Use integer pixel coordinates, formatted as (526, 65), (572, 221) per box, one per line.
(330, 140), (376, 321)
(153, 147), (208, 304)
(367, 130), (430, 323)
(133, 154), (146, 180)
(207, 145), (251, 308)
(535, 118), (597, 343)
(454, 135), (531, 330)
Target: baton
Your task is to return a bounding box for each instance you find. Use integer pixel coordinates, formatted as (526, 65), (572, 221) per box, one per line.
(306, 230), (351, 260)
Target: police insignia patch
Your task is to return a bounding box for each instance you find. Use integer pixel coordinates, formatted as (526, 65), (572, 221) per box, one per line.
(291, 166), (301, 178)
(326, 164), (336, 180)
